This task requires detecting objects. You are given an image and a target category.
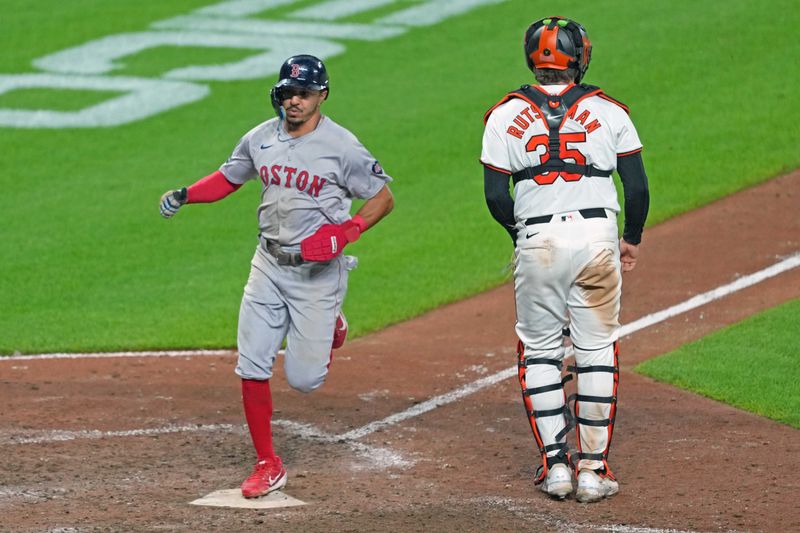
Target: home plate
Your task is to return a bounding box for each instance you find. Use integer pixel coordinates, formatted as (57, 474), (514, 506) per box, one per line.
(190, 489), (306, 509)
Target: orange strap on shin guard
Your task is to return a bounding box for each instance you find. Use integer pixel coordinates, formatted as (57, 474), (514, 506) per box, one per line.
(570, 340), (619, 469)
(517, 340), (574, 482)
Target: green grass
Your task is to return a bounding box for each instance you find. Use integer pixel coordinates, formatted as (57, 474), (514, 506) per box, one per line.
(1, 0), (799, 353)
(119, 47), (260, 79)
(636, 300), (800, 428)
(0, 88), (126, 111)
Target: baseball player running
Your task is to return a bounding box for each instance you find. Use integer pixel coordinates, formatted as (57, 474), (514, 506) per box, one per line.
(159, 55), (394, 498)
(481, 17), (650, 502)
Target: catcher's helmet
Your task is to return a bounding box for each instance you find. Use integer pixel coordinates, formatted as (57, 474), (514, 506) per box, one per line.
(524, 16), (592, 83)
(270, 54), (329, 116)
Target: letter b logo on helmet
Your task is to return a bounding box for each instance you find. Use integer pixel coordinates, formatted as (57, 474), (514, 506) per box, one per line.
(270, 54), (330, 116)
(290, 63), (301, 78)
(524, 16), (592, 83)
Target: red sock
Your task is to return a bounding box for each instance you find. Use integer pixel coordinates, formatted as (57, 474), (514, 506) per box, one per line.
(241, 379), (276, 462)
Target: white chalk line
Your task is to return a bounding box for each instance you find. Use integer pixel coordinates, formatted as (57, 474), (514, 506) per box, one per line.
(339, 253), (800, 439)
(5, 255), (786, 532)
(7, 252), (796, 363)
(619, 252), (800, 337)
(272, 419), (413, 469)
(463, 496), (716, 533)
(2, 253), (797, 447)
(597, 527), (712, 533)
(3, 423), (237, 445)
(337, 369), (515, 441)
(1, 419), (413, 469)
(2, 349), (235, 361)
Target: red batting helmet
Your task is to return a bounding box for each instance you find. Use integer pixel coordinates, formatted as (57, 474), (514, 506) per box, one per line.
(524, 16), (592, 83)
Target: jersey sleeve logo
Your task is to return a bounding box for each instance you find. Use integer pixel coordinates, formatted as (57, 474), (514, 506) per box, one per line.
(371, 160), (383, 175)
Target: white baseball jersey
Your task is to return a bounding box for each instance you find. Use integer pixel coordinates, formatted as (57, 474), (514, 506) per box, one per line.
(481, 84), (642, 221)
(221, 115), (392, 246)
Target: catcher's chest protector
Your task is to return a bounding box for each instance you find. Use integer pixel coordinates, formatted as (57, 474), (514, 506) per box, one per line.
(495, 84), (614, 184)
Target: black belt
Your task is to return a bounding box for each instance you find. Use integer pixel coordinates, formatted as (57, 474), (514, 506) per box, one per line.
(525, 208), (608, 226)
(261, 237), (304, 266)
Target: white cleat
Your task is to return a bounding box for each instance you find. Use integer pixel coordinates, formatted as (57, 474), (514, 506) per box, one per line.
(575, 469), (619, 503)
(539, 463), (573, 499)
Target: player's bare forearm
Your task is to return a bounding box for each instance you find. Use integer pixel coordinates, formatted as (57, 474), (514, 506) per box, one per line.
(355, 185), (394, 231)
(619, 239), (640, 272)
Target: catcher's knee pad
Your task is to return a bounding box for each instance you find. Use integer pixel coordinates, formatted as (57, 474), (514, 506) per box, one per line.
(516, 340), (574, 482)
(570, 340), (619, 472)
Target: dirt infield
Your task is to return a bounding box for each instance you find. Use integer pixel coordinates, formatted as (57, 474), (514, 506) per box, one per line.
(1, 171), (798, 532)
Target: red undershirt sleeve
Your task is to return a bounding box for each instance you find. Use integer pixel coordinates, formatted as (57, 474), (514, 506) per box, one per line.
(186, 170), (242, 203)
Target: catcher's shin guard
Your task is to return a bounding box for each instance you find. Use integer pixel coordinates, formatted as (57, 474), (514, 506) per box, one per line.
(516, 340), (574, 483)
(570, 340), (620, 473)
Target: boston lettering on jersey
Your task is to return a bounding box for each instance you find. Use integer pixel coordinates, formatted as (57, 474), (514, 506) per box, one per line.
(258, 164), (326, 197)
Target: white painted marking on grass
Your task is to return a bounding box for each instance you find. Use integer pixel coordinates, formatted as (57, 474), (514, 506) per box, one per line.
(153, 15), (404, 41)
(376, 0), (507, 27)
(34, 32), (346, 81)
(289, 0), (396, 20)
(190, 488), (306, 509)
(196, 0), (299, 17)
(339, 253), (800, 440)
(0, 73), (209, 128)
(2, 0), (504, 128)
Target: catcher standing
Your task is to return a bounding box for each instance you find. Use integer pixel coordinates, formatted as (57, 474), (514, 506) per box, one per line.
(481, 17), (649, 502)
(159, 54), (394, 498)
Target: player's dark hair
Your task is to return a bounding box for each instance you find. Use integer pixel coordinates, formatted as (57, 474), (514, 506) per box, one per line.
(534, 67), (576, 85)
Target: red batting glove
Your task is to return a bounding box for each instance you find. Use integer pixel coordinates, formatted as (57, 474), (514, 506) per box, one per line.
(301, 215), (366, 262)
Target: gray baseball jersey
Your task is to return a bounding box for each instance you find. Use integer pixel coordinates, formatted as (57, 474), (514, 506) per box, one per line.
(220, 115), (392, 247)
(228, 115), (391, 387)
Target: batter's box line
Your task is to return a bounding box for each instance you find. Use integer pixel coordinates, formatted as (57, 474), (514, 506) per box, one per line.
(272, 419), (415, 470)
(1, 420), (414, 470)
